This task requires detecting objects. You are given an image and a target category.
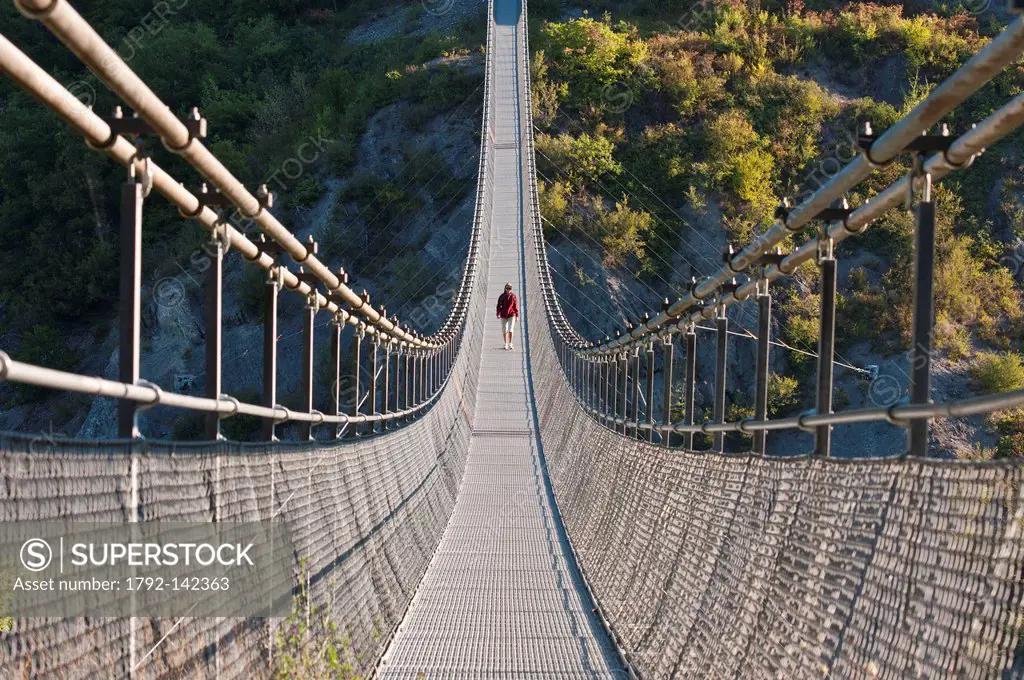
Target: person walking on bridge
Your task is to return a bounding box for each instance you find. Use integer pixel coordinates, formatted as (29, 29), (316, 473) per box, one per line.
(496, 283), (519, 351)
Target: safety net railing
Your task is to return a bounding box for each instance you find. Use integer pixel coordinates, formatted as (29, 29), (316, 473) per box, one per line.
(0, 0), (498, 676)
(518, 3), (1024, 678)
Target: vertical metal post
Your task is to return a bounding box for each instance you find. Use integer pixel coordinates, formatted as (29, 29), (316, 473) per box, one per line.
(403, 349), (410, 415)
(261, 267), (282, 442)
(753, 280), (772, 455)
(815, 236), (837, 457)
(683, 324), (697, 450)
(619, 352), (629, 435)
(585, 356), (593, 409)
(584, 358), (591, 409)
(394, 346), (403, 417)
(410, 351), (416, 407)
(626, 348), (634, 438)
(909, 173), (935, 457)
(590, 358), (596, 411)
(713, 305), (728, 453)
(383, 342), (391, 430)
(601, 358), (610, 424)
(611, 356), (619, 429)
(432, 350), (438, 394)
(419, 352), (427, 404)
(645, 342), (656, 442)
(661, 334), (674, 448)
(571, 352), (578, 396)
(330, 316), (342, 439)
(298, 297), (316, 441)
(118, 174), (144, 439)
(351, 326), (363, 436)
(203, 235), (224, 440)
(369, 337), (379, 434)
(424, 349), (430, 398)
(415, 352), (422, 407)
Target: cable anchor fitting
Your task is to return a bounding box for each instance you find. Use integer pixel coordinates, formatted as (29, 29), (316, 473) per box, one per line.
(722, 243), (744, 274)
(295, 266), (322, 310)
(774, 198), (793, 231)
(907, 148), (933, 211)
(293, 234), (319, 264)
(162, 106), (208, 154)
(817, 222), (835, 265)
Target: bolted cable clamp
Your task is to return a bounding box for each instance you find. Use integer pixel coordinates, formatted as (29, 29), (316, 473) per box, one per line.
(246, 233), (287, 261)
(860, 121), (962, 172)
(294, 234), (319, 264)
(163, 107), (209, 154)
(721, 243), (744, 273)
(817, 222), (836, 264)
(295, 266), (322, 307)
(774, 198), (792, 230)
(809, 198), (852, 227)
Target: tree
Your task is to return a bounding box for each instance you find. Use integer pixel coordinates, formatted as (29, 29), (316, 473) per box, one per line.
(536, 132), (622, 190)
(595, 200), (652, 267)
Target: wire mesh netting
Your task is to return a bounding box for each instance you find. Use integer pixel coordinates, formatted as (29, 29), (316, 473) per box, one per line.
(0, 282), (490, 678)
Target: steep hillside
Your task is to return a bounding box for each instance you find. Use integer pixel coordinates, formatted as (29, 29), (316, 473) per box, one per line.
(0, 0), (486, 439)
(529, 0), (1024, 457)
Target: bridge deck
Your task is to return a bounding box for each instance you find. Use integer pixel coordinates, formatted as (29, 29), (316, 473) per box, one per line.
(376, 1), (624, 676)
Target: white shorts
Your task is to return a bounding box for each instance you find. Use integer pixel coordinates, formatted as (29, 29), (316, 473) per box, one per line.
(501, 316), (516, 334)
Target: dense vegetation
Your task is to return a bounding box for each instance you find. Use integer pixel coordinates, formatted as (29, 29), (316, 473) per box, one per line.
(0, 0), (483, 412)
(528, 0), (1024, 456)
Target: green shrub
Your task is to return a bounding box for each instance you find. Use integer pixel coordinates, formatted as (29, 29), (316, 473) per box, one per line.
(702, 110), (776, 222)
(535, 132), (622, 189)
(531, 51), (567, 128)
(986, 409), (1024, 458)
(595, 200), (653, 267)
(271, 561), (363, 679)
(538, 16), (651, 108)
(287, 175), (326, 210)
(538, 181), (571, 236)
(972, 352), (1024, 394)
(385, 253), (435, 303)
(768, 374), (801, 416)
(747, 74), (838, 181)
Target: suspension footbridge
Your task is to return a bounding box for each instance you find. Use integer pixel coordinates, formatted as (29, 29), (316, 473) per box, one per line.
(2, 0), (1024, 678)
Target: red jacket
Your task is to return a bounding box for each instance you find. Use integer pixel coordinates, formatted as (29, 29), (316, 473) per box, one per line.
(496, 291), (519, 318)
